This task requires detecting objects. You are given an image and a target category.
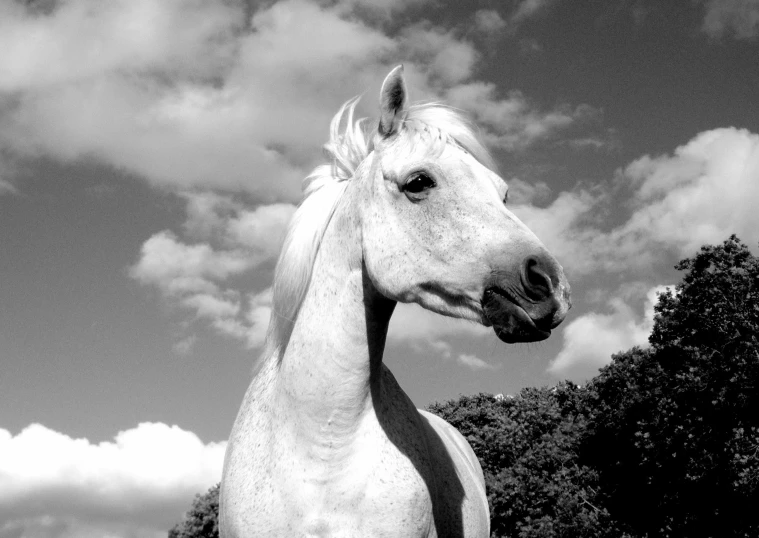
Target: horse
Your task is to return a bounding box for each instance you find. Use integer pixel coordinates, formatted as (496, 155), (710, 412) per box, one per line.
(220, 65), (571, 537)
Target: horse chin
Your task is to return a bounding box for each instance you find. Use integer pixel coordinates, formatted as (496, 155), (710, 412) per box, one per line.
(482, 287), (551, 344)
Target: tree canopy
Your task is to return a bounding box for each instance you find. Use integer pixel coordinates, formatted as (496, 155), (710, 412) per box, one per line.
(169, 483), (220, 538)
(429, 387), (626, 538)
(584, 235), (759, 537)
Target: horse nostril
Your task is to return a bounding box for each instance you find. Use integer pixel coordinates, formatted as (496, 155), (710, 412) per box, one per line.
(522, 256), (554, 302)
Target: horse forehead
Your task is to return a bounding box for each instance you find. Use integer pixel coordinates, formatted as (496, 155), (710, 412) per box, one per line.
(380, 131), (447, 164)
(380, 134), (487, 176)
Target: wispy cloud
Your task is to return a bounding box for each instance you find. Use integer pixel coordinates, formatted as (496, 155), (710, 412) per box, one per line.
(701, 0), (759, 40)
(457, 353), (499, 371)
(172, 334), (197, 356)
(473, 9), (507, 35)
(0, 178), (17, 196)
(445, 83), (606, 150)
(510, 0), (559, 25)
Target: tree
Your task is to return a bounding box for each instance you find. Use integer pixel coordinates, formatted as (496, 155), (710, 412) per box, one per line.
(429, 387), (628, 538)
(584, 236), (759, 538)
(169, 483), (220, 538)
(650, 235), (759, 351)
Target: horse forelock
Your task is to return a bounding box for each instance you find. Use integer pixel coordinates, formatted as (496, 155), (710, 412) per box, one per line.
(264, 97), (493, 360)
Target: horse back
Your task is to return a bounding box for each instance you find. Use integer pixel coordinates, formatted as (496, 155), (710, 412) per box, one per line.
(417, 409), (490, 537)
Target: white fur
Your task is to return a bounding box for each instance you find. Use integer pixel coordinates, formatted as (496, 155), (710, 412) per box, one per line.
(267, 98), (494, 359)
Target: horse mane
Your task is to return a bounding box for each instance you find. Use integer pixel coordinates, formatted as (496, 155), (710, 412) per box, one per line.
(263, 97), (494, 360)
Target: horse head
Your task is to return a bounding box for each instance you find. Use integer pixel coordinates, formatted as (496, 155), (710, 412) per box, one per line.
(358, 65), (571, 343)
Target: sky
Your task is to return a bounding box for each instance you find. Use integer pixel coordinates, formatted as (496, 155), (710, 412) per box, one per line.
(1, 0), (758, 536)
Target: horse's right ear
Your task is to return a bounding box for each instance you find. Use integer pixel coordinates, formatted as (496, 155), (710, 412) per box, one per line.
(378, 65), (407, 138)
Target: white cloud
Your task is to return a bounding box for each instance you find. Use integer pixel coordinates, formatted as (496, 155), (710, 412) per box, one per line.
(701, 0), (759, 40)
(0, 0), (604, 357)
(388, 303), (489, 344)
(335, 0), (431, 19)
(474, 9), (507, 34)
(512, 127), (759, 277)
(244, 288), (274, 349)
(0, 0), (391, 197)
(399, 24), (480, 86)
(510, 189), (603, 276)
(621, 127), (759, 254)
(0, 0), (242, 92)
(0, 422), (225, 538)
(0, 178), (17, 195)
(510, 0), (559, 25)
(445, 82), (603, 150)
(549, 286), (670, 380)
(0, 0), (599, 199)
(131, 196), (292, 349)
(130, 197), (288, 348)
(172, 335), (197, 356)
(130, 230), (254, 295)
(0, 516), (166, 538)
(225, 203), (297, 255)
(387, 303), (492, 369)
(457, 353), (498, 371)
(505, 176), (552, 204)
(181, 292), (241, 320)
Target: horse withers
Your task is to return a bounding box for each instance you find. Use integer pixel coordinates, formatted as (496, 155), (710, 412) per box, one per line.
(220, 65), (570, 537)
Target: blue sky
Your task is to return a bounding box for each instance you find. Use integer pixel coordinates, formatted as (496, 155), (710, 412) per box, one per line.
(1, 0), (758, 536)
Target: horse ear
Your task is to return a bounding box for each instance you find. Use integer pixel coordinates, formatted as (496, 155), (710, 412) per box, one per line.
(378, 65), (407, 137)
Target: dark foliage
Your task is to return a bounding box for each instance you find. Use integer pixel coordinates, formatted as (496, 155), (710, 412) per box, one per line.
(584, 236), (759, 538)
(168, 483), (220, 538)
(429, 387), (628, 538)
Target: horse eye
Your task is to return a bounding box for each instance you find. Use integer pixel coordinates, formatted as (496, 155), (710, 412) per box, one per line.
(403, 173), (435, 195)
(503, 191), (509, 204)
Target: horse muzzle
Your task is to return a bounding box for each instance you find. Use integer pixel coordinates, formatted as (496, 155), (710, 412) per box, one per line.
(481, 255), (571, 344)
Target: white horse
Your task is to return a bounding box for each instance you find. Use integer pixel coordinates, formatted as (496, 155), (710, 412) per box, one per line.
(220, 66), (571, 537)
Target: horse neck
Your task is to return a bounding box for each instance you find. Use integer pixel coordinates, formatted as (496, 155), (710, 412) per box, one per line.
(275, 191), (395, 440)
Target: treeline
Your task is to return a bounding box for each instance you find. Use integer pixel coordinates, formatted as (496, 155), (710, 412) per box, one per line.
(171, 236), (759, 537)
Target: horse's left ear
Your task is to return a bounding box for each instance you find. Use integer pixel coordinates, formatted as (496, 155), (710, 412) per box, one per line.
(378, 65), (407, 137)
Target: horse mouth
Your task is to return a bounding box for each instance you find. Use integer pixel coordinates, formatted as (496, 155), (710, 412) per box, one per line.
(482, 287), (552, 344)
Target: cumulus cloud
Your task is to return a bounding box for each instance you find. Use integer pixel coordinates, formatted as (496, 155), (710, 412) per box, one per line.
(1, 0), (602, 359)
(0, 422), (225, 538)
(0, 0), (599, 199)
(701, 0), (759, 40)
(131, 194), (293, 348)
(621, 128), (759, 254)
(549, 286), (670, 380)
(512, 127), (759, 277)
(0, 0), (241, 92)
(130, 230), (255, 295)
